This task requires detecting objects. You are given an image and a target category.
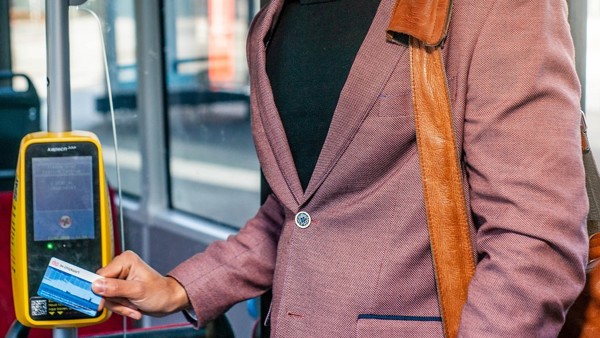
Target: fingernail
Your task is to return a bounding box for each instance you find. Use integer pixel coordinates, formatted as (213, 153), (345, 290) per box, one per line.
(129, 311), (141, 320)
(93, 279), (106, 295)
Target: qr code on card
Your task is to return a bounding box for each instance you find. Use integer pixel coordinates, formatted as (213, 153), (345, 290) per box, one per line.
(31, 298), (47, 316)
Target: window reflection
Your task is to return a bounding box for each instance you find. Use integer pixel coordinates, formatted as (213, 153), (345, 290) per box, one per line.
(8, 0), (142, 196)
(87, 0), (140, 196)
(166, 0), (259, 228)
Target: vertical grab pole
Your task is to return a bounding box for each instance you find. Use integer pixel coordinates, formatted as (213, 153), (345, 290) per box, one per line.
(53, 328), (77, 338)
(46, 0), (72, 133)
(46, 0), (76, 335)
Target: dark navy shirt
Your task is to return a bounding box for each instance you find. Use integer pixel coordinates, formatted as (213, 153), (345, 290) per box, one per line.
(266, 0), (381, 190)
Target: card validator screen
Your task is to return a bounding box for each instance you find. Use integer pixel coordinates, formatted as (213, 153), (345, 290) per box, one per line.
(32, 156), (95, 241)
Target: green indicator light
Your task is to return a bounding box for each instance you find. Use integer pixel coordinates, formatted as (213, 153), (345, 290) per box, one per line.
(46, 243), (54, 250)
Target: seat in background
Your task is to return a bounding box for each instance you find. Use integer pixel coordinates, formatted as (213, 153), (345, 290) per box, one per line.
(0, 71), (40, 191)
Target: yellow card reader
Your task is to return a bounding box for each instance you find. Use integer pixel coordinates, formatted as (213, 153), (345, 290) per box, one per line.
(11, 131), (113, 328)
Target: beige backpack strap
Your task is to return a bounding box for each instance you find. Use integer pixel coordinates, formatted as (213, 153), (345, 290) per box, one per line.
(408, 37), (476, 338)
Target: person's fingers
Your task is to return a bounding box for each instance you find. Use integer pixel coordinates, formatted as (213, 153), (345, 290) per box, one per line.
(92, 277), (144, 299)
(91, 251), (182, 317)
(97, 297), (105, 312)
(104, 296), (138, 312)
(96, 250), (140, 278)
(104, 299), (142, 320)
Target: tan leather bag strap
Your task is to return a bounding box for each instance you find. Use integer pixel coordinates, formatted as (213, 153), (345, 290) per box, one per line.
(408, 37), (475, 338)
(387, 1), (473, 336)
(387, 0), (453, 47)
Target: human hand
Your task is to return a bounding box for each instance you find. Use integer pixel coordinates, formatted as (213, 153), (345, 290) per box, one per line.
(92, 250), (190, 320)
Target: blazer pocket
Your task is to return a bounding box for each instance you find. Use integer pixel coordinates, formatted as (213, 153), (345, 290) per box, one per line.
(371, 90), (412, 118)
(356, 315), (444, 338)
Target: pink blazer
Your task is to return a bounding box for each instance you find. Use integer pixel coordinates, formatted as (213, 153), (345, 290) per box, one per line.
(170, 0), (589, 336)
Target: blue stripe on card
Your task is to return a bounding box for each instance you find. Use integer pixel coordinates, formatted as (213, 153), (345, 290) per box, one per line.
(358, 314), (442, 322)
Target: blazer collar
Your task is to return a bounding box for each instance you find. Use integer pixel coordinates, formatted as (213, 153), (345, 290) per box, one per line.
(250, 0), (407, 210)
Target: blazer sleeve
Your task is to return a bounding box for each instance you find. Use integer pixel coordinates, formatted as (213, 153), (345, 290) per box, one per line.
(458, 0), (589, 336)
(168, 194), (284, 326)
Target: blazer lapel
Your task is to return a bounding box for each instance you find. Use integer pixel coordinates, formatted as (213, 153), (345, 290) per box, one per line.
(249, 0), (304, 210)
(302, 0), (408, 203)
(250, 0), (408, 210)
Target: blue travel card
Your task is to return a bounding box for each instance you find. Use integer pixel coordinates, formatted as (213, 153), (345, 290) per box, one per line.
(37, 257), (102, 317)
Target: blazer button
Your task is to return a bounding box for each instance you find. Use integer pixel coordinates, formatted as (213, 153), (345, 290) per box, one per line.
(295, 211), (311, 229)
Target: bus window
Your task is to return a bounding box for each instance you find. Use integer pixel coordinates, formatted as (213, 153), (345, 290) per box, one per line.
(5, 0), (258, 335)
(9, 0), (142, 196)
(165, 0), (259, 228)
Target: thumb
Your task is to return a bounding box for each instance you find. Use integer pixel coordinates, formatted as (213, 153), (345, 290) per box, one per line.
(92, 278), (108, 296)
(92, 277), (142, 299)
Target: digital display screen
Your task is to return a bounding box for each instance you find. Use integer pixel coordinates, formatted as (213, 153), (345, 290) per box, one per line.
(32, 156), (95, 241)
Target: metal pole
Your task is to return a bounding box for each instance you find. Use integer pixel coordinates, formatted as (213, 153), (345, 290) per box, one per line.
(567, 0), (587, 110)
(52, 328), (77, 338)
(46, 0), (72, 132)
(45, 1), (84, 335)
(135, 0), (169, 215)
(135, 0), (168, 327)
